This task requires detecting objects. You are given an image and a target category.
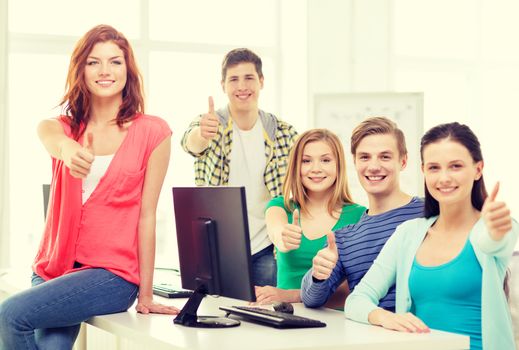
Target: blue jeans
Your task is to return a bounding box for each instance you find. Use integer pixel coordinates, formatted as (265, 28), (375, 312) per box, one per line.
(252, 244), (277, 286)
(0, 268), (138, 350)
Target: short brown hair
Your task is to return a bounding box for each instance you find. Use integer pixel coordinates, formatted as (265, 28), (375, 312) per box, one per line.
(350, 117), (407, 157)
(283, 129), (354, 216)
(221, 48), (263, 81)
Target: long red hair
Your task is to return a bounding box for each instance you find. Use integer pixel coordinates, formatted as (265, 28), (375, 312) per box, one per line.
(59, 24), (144, 138)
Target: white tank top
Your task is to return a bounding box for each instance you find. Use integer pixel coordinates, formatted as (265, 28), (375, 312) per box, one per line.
(82, 154), (114, 204)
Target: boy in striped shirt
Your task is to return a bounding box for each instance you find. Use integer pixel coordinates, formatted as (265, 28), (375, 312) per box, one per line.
(301, 117), (424, 311)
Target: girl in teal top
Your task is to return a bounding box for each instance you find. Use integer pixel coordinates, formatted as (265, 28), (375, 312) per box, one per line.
(409, 238), (483, 349)
(345, 122), (517, 350)
(255, 129), (365, 304)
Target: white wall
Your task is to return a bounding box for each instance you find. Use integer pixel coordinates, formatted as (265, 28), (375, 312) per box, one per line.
(306, 0), (519, 219)
(280, 0), (308, 133)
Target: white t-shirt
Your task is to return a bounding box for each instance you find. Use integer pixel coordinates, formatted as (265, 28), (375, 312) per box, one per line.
(82, 154), (114, 204)
(228, 120), (271, 255)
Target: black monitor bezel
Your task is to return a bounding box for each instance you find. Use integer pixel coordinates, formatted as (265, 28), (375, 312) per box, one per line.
(172, 186), (256, 327)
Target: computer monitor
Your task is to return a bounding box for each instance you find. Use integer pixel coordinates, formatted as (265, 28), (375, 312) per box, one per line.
(172, 186), (256, 328)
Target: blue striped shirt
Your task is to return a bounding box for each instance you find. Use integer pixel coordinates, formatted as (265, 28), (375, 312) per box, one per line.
(301, 197), (424, 310)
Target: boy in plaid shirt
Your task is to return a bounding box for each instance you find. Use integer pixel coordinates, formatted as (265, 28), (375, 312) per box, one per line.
(181, 48), (297, 286)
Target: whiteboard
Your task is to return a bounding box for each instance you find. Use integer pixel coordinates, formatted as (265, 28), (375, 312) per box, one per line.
(313, 92), (424, 207)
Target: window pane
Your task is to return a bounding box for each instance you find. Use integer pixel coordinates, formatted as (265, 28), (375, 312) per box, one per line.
(6, 1), (281, 271)
(147, 52), (222, 268)
(481, 0), (519, 60)
(8, 0), (141, 39)
(149, 0), (277, 46)
(394, 0), (477, 59)
(8, 53), (69, 267)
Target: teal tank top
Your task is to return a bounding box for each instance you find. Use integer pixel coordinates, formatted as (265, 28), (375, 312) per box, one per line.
(409, 239), (482, 350)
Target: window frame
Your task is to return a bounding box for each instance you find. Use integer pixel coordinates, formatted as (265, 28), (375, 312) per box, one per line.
(1, 0), (283, 269)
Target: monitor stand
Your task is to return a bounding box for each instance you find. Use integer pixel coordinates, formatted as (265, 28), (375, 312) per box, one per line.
(173, 285), (240, 328)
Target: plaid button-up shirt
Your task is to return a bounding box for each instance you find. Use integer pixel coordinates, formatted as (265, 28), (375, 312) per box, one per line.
(181, 106), (298, 198)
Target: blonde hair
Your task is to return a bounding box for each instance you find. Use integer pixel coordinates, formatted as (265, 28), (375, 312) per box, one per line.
(282, 128), (354, 216)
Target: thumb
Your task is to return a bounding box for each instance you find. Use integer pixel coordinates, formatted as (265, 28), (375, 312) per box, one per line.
(326, 231), (336, 250)
(292, 209), (300, 226)
(84, 132), (95, 154)
(487, 182), (500, 203)
(208, 96), (215, 114)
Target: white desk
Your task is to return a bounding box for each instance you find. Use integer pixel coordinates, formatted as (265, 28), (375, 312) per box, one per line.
(89, 296), (469, 350)
(0, 269), (469, 350)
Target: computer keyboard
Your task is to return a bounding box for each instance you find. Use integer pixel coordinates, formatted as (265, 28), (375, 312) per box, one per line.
(152, 284), (193, 298)
(219, 306), (326, 329)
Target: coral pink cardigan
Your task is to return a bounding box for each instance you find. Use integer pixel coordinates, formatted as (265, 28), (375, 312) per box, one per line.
(33, 114), (171, 285)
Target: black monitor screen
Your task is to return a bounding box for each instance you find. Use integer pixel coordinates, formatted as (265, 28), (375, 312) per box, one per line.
(173, 186), (255, 303)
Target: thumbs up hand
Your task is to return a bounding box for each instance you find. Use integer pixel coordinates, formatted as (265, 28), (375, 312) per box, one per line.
(62, 132), (95, 179)
(312, 231), (338, 281)
(281, 209), (303, 251)
(199, 96), (220, 141)
(482, 182), (512, 240)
